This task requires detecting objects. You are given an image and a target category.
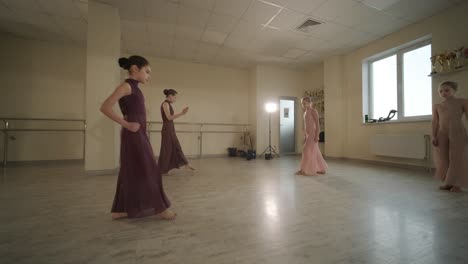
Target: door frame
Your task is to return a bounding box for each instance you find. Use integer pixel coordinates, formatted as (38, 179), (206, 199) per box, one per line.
(279, 96), (297, 155)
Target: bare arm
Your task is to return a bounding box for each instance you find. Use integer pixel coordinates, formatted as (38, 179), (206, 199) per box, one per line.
(432, 104), (439, 146)
(163, 102), (188, 121)
(312, 109), (320, 142)
(432, 104), (439, 137)
(463, 99), (468, 120)
(100, 83), (137, 131)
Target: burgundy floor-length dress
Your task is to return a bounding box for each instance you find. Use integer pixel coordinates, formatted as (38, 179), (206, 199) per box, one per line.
(111, 79), (171, 218)
(158, 100), (188, 174)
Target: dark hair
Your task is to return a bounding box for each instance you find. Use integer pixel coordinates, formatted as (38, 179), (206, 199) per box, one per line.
(163, 89), (178, 97)
(118, 55), (149, 70)
(439, 81), (458, 91)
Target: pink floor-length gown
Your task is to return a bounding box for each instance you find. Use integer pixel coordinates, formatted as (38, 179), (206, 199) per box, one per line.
(300, 107), (328, 175)
(433, 98), (468, 187)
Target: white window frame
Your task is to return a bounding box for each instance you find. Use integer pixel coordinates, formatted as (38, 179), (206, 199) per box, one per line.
(363, 35), (432, 123)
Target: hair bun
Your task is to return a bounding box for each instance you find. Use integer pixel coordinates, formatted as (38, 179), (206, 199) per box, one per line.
(118, 57), (131, 70)
(163, 89), (169, 96)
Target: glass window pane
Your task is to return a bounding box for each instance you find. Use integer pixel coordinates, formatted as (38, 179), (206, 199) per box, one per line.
(403, 44), (432, 117)
(371, 55), (397, 119)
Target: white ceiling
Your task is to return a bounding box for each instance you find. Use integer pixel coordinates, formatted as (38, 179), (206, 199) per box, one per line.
(0, 0), (464, 70)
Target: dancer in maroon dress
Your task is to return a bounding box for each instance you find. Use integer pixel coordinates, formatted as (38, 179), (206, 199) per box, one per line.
(159, 89), (195, 174)
(100, 55), (176, 220)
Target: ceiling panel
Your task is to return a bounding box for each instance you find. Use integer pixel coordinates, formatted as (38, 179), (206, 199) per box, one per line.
(201, 30), (228, 45)
(6, 9), (63, 34)
(383, 0), (453, 22)
(148, 45), (173, 59)
(282, 48), (308, 58)
(121, 20), (148, 44)
(267, 8), (306, 30)
(230, 19), (264, 38)
(223, 34), (254, 50)
(213, 0), (251, 19)
(292, 36), (327, 51)
(0, 19), (71, 43)
(360, 0), (401, 11)
(147, 22), (176, 37)
(0, 3), (18, 21)
(174, 24), (203, 41)
(284, 0), (327, 14)
(241, 0), (280, 25)
(149, 34), (173, 49)
(143, 0), (178, 23)
(180, 0), (215, 11)
(177, 5), (211, 28)
(36, 0), (83, 19)
(53, 16), (87, 43)
(311, 0), (359, 21)
(333, 3), (383, 27)
(354, 13), (411, 36)
(308, 22), (348, 40)
(1, 0), (42, 12)
(115, 0), (144, 20)
(206, 12), (238, 33)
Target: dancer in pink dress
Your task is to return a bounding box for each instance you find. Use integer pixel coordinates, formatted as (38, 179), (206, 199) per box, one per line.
(432, 81), (468, 192)
(295, 96), (328, 176)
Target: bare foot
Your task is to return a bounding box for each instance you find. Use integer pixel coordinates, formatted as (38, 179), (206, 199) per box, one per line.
(295, 170), (304, 175)
(439, 185), (453, 191)
(111, 212), (128, 220)
(317, 171), (326, 174)
(186, 165), (195, 171)
(159, 210), (177, 220)
(450, 186), (463, 193)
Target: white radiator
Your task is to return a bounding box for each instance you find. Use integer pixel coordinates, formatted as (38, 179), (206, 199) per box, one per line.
(369, 134), (429, 160)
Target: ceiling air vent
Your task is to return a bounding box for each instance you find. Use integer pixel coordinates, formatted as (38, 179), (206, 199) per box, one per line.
(296, 18), (322, 34)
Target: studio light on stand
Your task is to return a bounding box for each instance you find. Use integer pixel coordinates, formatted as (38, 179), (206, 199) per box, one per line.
(258, 102), (280, 160)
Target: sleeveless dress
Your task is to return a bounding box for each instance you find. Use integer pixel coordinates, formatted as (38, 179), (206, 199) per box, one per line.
(158, 100), (188, 174)
(300, 107), (328, 175)
(433, 98), (468, 187)
(111, 79), (171, 218)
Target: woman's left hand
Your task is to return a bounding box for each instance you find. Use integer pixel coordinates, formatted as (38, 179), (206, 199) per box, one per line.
(314, 137), (319, 142)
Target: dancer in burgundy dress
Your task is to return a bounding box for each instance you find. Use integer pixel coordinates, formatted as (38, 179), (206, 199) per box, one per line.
(100, 55), (176, 220)
(158, 89), (195, 174)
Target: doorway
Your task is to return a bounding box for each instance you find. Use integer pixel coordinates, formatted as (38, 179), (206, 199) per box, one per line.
(279, 98), (296, 154)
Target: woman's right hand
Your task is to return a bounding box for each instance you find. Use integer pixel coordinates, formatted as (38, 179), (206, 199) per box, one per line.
(182, 107), (189, 115)
(432, 137), (438, 147)
(125, 122), (141, 132)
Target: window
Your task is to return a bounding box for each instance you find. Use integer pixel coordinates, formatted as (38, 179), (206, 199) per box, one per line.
(364, 37), (432, 122)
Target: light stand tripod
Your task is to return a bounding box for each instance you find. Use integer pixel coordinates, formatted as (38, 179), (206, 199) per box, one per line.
(258, 112), (280, 159)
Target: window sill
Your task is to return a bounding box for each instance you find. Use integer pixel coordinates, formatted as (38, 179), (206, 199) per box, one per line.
(362, 118), (431, 125)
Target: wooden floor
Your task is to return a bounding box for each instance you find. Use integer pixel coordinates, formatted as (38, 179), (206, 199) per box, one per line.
(1, 157), (467, 264)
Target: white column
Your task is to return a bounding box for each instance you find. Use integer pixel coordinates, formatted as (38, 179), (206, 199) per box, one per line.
(323, 56), (345, 158)
(85, 1), (121, 173)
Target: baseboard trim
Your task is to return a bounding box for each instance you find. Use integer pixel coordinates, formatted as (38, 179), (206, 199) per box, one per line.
(0, 159), (83, 167)
(325, 156), (434, 172)
(85, 168), (119, 176)
(185, 154), (231, 159)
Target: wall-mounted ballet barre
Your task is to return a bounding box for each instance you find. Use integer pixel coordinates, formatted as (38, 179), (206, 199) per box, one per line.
(146, 121), (250, 158)
(0, 117), (87, 166)
(0, 118), (250, 165)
